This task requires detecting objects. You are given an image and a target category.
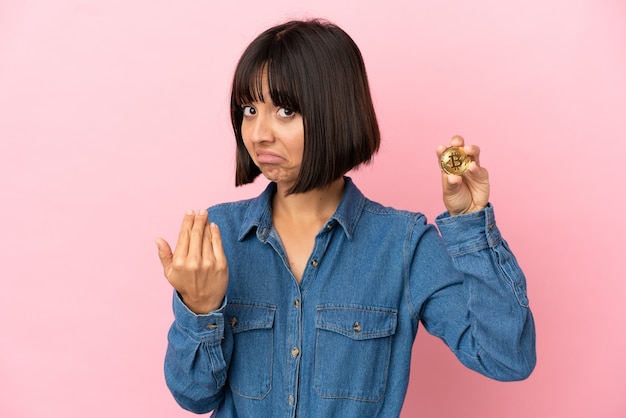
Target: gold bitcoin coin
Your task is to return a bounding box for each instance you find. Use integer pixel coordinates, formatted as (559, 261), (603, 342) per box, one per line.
(440, 146), (470, 176)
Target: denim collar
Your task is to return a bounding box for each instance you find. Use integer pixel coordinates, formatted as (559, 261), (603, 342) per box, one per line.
(237, 176), (365, 242)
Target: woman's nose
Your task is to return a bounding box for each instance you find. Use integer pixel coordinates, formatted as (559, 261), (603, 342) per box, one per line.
(249, 114), (274, 143)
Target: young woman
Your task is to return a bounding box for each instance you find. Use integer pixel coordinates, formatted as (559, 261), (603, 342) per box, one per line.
(155, 19), (536, 417)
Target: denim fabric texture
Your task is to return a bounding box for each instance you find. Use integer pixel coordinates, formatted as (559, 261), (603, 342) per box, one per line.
(164, 177), (536, 417)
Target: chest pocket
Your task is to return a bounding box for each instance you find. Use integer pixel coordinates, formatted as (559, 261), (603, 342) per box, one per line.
(314, 304), (397, 402)
(225, 301), (276, 400)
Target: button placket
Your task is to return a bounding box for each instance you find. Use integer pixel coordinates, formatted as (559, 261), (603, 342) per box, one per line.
(285, 288), (302, 414)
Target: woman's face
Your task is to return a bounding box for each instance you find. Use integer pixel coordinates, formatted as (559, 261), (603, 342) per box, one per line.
(240, 75), (304, 188)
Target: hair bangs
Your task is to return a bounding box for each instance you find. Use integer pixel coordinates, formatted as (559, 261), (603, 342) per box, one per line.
(265, 56), (302, 113)
(232, 61), (266, 107)
(233, 47), (302, 113)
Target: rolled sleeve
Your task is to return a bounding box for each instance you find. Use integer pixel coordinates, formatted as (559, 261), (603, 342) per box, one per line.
(435, 203), (529, 308)
(435, 204), (499, 251)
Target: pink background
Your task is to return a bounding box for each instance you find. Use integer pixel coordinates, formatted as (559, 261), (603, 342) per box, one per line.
(1, 1), (624, 417)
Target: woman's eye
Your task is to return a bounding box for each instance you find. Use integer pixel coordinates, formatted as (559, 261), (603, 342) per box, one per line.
(278, 108), (295, 118)
(242, 105), (256, 116)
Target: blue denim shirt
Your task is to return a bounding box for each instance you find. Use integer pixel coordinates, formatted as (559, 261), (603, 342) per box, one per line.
(165, 177), (536, 417)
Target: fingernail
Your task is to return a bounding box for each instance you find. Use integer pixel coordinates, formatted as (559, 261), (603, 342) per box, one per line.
(186, 209), (194, 216)
(199, 208), (207, 216)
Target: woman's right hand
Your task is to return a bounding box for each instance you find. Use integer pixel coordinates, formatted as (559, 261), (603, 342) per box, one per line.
(156, 209), (229, 314)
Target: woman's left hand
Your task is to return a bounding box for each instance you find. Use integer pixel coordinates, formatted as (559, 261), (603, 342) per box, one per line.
(436, 135), (490, 216)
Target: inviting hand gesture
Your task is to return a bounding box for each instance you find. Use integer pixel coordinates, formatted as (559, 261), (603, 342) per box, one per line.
(155, 209), (228, 314)
(436, 135), (490, 216)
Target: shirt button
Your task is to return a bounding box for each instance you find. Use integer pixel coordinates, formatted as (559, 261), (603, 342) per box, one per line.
(310, 259), (318, 267)
(326, 223), (333, 230)
(291, 347), (300, 358)
(294, 298), (300, 308)
(230, 317), (238, 328)
(205, 323), (218, 330)
(353, 322), (362, 332)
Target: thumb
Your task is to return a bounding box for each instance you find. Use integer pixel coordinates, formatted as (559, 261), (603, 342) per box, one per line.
(443, 173), (463, 194)
(155, 238), (173, 270)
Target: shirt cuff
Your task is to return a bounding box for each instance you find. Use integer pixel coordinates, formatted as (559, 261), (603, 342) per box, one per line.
(435, 203), (502, 255)
(172, 291), (227, 340)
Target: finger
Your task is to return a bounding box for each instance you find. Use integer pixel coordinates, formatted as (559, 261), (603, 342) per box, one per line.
(443, 172), (463, 190)
(209, 222), (227, 267)
(155, 238), (174, 271)
(436, 135), (465, 158)
(201, 215), (214, 262)
(188, 208), (208, 260)
(441, 171), (460, 198)
(466, 161), (489, 181)
(174, 210), (195, 257)
(463, 144), (481, 167)
(450, 135), (465, 147)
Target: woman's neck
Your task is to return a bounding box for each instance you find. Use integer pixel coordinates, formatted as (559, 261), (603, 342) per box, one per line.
(272, 177), (345, 225)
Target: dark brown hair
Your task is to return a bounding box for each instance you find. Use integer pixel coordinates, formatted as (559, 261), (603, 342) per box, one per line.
(231, 19), (380, 194)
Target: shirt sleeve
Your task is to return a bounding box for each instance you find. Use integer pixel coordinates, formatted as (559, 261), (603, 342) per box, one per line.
(164, 292), (233, 413)
(409, 204), (536, 381)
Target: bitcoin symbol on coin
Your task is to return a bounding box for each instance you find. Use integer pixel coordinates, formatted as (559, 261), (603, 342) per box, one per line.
(440, 146), (470, 176)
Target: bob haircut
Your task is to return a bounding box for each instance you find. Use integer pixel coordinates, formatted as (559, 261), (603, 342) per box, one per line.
(230, 19), (380, 194)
